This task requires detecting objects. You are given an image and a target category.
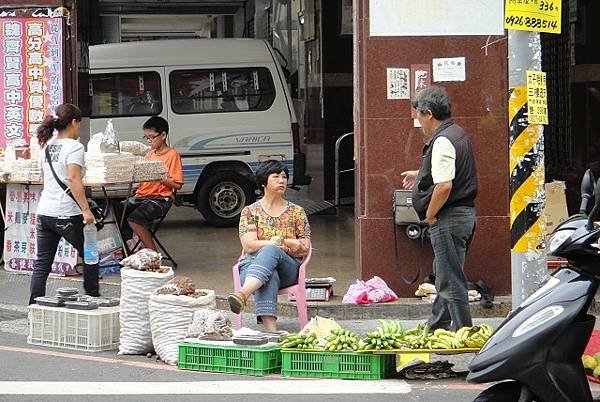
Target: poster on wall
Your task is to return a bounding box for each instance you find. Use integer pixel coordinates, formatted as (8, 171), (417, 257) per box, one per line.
(526, 70), (548, 125)
(370, 0), (504, 36)
(0, 17), (63, 156)
(3, 184), (78, 275)
(432, 57), (466, 82)
(386, 68), (410, 100)
(411, 64), (432, 96)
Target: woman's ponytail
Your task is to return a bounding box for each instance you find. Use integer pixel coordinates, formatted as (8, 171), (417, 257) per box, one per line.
(37, 115), (57, 146)
(37, 103), (82, 147)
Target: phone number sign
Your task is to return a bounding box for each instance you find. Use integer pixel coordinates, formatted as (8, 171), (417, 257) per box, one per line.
(504, 0), (561, 34)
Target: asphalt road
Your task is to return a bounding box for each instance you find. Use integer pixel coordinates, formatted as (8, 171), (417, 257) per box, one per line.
(2, 301), (600, 401)
(0, 314), (492, 402)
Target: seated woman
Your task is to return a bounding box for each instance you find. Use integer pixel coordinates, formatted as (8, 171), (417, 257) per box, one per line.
(228, 160), (311, 331)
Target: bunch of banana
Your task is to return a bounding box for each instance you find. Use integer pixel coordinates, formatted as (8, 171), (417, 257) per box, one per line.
(280, 332), (319, 349)
(324, 329), (360, 351)
(428, 328), (464, 349)
(403, 324), (434, 349)
(456, 324), (493, 349)
(360, 320), (405, 350)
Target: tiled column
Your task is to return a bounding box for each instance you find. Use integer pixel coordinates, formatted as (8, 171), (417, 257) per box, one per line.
(354, 1), (511, 296)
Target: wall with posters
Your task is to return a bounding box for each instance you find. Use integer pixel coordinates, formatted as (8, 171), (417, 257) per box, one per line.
(0, 17), (63, 154)
(354, 0), (510, 296)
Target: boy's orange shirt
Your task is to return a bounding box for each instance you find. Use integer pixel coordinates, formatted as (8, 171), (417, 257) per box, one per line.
(135, 147), (183, 199)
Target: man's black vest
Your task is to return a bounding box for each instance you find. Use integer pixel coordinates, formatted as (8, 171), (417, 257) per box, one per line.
(411, 119), (478, 220)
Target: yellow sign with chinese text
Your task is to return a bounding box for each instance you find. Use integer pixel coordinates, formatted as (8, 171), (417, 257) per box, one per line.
(526, 71), (548, 125)
(505, 0), (561, 34)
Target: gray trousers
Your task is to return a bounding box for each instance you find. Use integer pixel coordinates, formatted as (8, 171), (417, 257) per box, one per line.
(427, 206), (476, 331)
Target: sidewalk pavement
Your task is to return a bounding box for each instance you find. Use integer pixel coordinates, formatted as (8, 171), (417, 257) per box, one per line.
(2, 268), (600, 376)
(0, 269), (514, 322)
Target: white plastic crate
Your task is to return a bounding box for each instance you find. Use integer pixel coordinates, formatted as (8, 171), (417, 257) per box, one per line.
(28, 304), (120, 352)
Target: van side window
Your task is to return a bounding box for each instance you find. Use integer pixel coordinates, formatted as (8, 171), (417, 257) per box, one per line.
(91, 72), (162, 118)
(170, 68), (275, 114)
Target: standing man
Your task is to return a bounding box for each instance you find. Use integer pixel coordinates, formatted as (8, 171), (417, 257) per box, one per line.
(401, 86), (478, 331)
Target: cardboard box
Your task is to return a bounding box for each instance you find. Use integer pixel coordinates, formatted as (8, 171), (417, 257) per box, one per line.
(544, 181), (569, 235)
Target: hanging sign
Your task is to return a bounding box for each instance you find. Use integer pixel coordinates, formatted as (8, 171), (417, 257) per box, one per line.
(0, 17), (64, 156)
(370, 0), (504, 36)
(3, 184), (78, 275)
(504, 0), (561, 34)
(526, 70), (548, 125)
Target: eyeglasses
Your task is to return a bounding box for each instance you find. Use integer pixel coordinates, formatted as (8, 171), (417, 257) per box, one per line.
(142, 133), (162, 143)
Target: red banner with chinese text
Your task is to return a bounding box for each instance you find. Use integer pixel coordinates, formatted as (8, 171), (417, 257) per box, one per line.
(0, 17), (63, 154)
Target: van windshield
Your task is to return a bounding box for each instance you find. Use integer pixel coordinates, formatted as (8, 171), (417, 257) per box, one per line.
(169, 67), (275, 114)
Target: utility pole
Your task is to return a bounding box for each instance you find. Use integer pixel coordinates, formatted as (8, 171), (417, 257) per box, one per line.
(508, 29), (547, 307)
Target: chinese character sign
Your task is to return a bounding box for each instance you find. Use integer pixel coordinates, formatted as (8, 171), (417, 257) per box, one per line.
(504, 0), (561, 34)
(4, 184), (77, 275)
(526, 70), (548, 125)
(0, 18), (63, 154)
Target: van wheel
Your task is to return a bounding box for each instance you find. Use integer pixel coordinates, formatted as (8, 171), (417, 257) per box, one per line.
(197, 172), (255, 227)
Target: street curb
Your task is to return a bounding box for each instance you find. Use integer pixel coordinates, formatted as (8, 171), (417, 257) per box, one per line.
(214, 295), (514, 320)
(6, 271), (600, 322)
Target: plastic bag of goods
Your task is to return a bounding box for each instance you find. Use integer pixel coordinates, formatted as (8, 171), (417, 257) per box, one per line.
(118, 249), (173, 355)
(149, 277), (216, 365)
(120, 248), (162, 271)
(186, 309), (233, 341)
(120, 141), (150, 156)
(100, 119), (120, 153)
(87, 133), (103, 153)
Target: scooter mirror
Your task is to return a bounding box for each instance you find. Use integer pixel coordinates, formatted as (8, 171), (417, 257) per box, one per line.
(579, 169), (596, 214)
(585, 177), (600, 230)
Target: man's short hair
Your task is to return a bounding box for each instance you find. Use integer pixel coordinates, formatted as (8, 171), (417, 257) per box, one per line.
(255, 160), (289, 190)
(411, 86), (452, 120)
(143, 116), (169, 135)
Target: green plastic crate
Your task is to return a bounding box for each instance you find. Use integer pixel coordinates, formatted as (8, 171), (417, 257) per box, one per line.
(178, 342), (281, 376)
(281, 350), (395, 380)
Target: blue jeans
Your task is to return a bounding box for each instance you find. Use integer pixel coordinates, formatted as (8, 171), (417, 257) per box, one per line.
(29, 215), (100, 304)
(239, 245), (300, 320)
(427, 206), (476, 331)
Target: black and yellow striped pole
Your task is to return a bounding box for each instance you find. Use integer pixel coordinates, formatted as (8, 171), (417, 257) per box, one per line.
(509, 30), (547, 307)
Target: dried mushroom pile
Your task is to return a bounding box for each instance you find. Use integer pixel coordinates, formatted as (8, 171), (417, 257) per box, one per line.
(120, 249), (170, 273)
(156, 276), (208, 298)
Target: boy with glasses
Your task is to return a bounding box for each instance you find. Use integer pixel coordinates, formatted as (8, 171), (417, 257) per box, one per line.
(122, 116), (183, 251)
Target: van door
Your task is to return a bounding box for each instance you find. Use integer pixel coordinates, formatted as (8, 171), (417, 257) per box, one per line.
(165, 64), (295, 226)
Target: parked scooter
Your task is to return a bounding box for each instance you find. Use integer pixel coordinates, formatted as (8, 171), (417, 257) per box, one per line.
(467, 171), (600, 402)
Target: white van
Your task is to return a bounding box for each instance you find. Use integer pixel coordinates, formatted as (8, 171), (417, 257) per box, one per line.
(89, 39), (310, 227)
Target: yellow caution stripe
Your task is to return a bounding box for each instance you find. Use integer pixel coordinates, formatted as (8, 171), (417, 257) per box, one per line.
(509, 86), (545, 252)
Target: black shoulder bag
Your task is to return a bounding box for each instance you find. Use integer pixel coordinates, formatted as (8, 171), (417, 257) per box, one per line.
(44, 146), (105, 230)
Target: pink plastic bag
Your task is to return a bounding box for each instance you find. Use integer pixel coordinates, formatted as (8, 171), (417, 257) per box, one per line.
(342, 276), (398, 304)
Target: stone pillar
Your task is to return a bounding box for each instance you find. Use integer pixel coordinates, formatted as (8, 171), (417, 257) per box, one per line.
(354, 0), (511, 296)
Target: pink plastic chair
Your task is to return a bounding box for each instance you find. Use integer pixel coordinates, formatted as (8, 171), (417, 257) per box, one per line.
(231, 246), (311, 330)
